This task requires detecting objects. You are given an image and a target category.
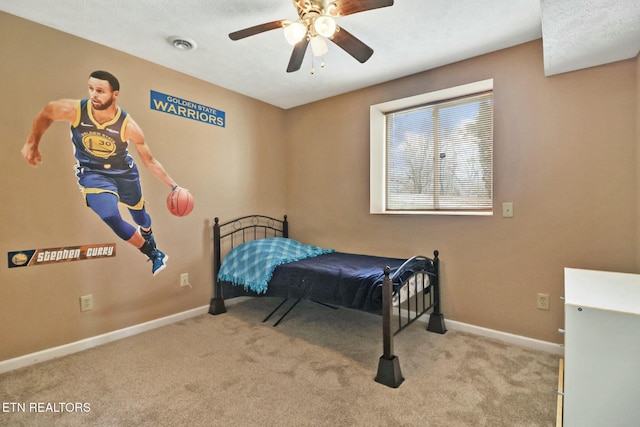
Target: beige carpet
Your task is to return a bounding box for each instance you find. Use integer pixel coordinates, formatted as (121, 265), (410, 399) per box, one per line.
(0, 298), (560, 426)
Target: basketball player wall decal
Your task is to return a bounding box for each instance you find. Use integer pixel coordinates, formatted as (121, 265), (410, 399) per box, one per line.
(21, 70), (193, 276)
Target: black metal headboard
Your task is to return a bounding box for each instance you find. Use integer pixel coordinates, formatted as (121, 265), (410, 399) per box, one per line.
(210, 215), (288, 315)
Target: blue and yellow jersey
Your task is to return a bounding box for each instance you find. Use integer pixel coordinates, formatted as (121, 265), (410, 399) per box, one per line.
(70, 99), (135, 174)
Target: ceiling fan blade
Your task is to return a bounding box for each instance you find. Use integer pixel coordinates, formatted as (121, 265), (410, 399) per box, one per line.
(229, 20), (286, 41)
(330, 27), (374, 63)
(334, 0), (394, 16)
(287, 37), (310, 72)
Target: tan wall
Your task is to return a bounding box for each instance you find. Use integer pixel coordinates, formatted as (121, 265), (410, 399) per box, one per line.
(285, 40), (638, 343)
(0, 13), (286, 361)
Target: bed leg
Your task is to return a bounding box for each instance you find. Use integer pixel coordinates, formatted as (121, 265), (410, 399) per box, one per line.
(427, 313), (446, 334)
(375, 266), (404, 388)
(210, 218), (227, 315)
(375, 355), (404, 388)
(209, 297), (226, 315)
(427, 250), (446, 334)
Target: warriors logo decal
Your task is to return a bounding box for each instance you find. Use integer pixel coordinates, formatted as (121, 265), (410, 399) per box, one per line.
(82, 132), (117, 159)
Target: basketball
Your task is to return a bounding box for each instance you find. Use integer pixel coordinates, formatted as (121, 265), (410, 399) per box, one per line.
(166, 187), (194, 217)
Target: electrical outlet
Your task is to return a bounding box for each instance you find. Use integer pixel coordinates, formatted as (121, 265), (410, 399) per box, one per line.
(180, 273), (191, 287)
(80, 294), (93, 312)
(536, 293), (550, 311)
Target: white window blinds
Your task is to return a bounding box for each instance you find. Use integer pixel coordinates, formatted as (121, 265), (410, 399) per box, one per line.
(384, 90), (493, 212)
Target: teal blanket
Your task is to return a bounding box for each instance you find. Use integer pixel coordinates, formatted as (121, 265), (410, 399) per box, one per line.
(218, 237), (334, 294)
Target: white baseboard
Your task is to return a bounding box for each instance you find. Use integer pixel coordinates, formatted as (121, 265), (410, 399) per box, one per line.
(445, 319), (564, 355)
(418, 312), (564, 356)
(0, 305), (210, 375)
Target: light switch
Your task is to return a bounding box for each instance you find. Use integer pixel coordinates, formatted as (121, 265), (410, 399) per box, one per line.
(502, 202), (514, 218)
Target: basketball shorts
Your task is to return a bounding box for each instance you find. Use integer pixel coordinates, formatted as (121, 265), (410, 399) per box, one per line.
(77, 164), (145, 210)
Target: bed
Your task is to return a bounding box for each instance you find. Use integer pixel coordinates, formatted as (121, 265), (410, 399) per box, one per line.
(208, 214), (446, 387)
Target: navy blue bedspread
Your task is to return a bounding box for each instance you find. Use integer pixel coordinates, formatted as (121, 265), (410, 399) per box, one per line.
(220, 251), (410, 314)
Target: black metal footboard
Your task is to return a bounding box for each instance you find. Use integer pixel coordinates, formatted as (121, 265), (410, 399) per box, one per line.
(389, 251), (445, 335)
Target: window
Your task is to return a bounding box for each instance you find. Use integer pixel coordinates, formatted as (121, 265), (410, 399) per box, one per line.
(370, 79), (494, 215)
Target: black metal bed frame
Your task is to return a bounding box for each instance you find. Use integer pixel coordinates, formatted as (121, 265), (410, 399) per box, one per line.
(209, 214), (446, 388)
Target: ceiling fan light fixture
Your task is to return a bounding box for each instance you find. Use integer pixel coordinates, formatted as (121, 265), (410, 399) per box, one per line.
(314, 15), (336, 38)
(229, 0), (394, 73)
(283, 21), (307, 45)
(310, 35), (328, 57)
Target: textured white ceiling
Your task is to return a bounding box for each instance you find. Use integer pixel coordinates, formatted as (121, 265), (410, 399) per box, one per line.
(541, 0), (640, 76)
(1, 0), (638, 109)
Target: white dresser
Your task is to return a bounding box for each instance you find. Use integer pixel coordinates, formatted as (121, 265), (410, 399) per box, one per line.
(563, 268), (640, 427)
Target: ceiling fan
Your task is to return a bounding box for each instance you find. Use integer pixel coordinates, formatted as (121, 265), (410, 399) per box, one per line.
(229, 0), (395, 73)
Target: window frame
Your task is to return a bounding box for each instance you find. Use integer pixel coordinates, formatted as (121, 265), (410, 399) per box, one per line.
(370, 79), (494, 216)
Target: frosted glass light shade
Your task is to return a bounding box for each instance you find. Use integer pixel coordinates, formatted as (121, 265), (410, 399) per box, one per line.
(310, 36), (328, 57)
(314, 16), (336, 38)
(284, 22), (307, 45)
